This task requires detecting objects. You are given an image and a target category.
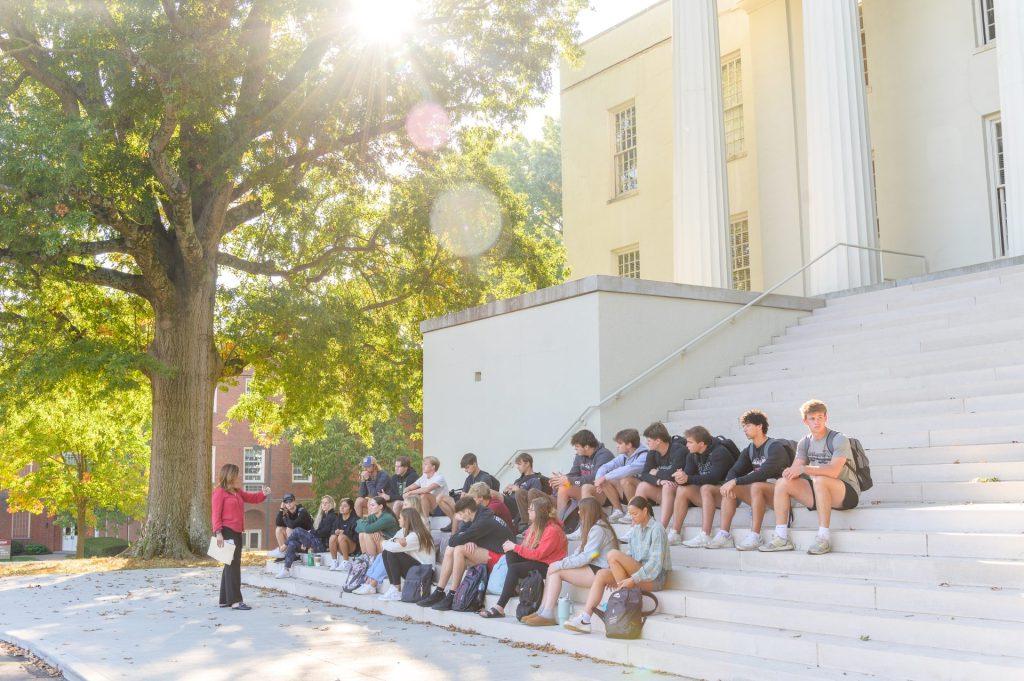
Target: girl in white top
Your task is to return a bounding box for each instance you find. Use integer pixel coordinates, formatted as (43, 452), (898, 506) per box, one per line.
(377, 508), (436, 601)
(522, 497), (619, 626)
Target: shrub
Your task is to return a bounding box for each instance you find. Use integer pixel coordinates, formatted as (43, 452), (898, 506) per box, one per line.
(23, 543), (50, 555)
(10, 541), (25, 556)
(83, 536), (129, 558)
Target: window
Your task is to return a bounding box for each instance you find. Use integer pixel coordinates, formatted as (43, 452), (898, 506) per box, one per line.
(212, 387), (218, 414)
(616, 248), (641, 279)
(244, 484), (264, 493)
(12, 512), (30, 539)
(986, 116), (1009, 256)
(722, 54), (744, 159)
(871, 148), (881, 237)
(857, 1), (870, 88)
(976, 0), (997, 45)
(244, 376), (253, 394)
(211, 446), (217, 484)
(245, 530), (262, 550)
(243, 447), (265, 484)
(729, 215), (751, 291)
(613, 104), (638, 196)
(292, 463), (312, 483)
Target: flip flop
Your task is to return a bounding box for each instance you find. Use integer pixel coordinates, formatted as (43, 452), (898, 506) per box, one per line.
(479, 607), (505, 618)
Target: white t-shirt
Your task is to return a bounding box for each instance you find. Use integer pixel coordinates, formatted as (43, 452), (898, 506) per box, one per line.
(413, 471), (449, 499)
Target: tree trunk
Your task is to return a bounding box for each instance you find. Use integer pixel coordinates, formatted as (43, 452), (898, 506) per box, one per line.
(134, 274), (219, 559)
(75, 500), (88, 560)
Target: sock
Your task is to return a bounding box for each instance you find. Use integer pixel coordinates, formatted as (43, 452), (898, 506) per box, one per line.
(714, 530), (731, 539)
(817, 527), (830, 540)
(579, 612), (591, 624)
(537, 607), (554, 619)
(775, 525), (789, 540)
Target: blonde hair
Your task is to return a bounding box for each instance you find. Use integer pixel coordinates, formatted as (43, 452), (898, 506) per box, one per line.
(314, 495), (336, 530)
(423, 456), (440, 471)
(399, 508), (434, 553)
(468, 481), (491, 501)
(217, 463), (240, 491)
(800, 399), (829, 419)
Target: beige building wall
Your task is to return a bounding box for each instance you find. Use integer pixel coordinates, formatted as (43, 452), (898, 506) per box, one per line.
(562, 0), (1006, 293)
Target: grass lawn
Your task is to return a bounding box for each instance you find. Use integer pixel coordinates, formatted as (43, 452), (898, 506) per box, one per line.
(0, 551), (267, 578)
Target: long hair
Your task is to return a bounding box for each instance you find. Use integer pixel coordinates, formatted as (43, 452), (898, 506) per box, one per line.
(338, 497), (355, 518)
(314, 495), (336, 530)
(526, 495), (555, 549)
(372, 495), (396, 518)
(399, 508), (434, 553)
(404, 494), (428, 522)
(217, 463), (239, 491)
(628, 495), (655, 521)
(577, 497), (619, 553)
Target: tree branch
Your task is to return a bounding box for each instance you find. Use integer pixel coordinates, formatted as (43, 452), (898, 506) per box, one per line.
(217, 230), (381, 279)
(221, 199), (265, 237)
(147, 105), (203, 266)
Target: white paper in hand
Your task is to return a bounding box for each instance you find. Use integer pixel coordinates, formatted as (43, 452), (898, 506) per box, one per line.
(207, 536), (236, 564)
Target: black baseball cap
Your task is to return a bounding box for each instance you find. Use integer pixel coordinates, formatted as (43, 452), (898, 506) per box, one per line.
(282, 493), (296, 503)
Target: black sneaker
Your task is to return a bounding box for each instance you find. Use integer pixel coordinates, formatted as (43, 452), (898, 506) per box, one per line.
(417, 589), (445, 607)
(431, 592), (454, 611)
(440, 524), (452, 533)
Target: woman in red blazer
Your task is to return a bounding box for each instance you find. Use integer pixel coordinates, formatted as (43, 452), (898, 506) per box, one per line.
(212, 463), (270, 610)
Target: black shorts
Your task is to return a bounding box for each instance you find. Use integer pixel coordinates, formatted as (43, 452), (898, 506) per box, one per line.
(800, 474), (859, 511)
(588, 564), (601, 575)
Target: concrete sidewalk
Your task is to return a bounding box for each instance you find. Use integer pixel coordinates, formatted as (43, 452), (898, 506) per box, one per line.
(0, 568), (650, 681)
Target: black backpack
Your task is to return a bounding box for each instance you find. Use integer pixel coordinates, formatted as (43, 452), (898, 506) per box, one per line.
(713, 435), (742, 464)
(452, 563), (488, 612)
(560, 498), (581, 535)
(826, 431), (873, 492)
(400, 563), (435, 603)
(595, 588), (659, 639)
(515, 570), (544, 621)
(342, 555), (371, 593)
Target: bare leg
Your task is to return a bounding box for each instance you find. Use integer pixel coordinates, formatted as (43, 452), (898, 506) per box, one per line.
(541, 566), (596, 613)
(354, 497), (368, 518)
(773, 477), (814, 526)
(449, 545), (489, 590)
(275, 526), (288, 550)
(434, 495), (452, 520)
(749, 482), (774, 533)
(582, 569), (616, 615)
(671, 485), (703, 533)
(722, 486), (753, 533)
(811, 476), (848, 528)
(699, 485), (722, 534)
(340, 535), (356, 559)
(620, 477), (639, 501)
(435, 546), (455, 590)
(328, 534), (340, 560)
(599, 480), (623, 511)
(607, 549), (642, 582)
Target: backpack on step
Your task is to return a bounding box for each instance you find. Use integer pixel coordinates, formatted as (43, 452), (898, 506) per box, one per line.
(401, 563), (435, 603)
(826, 431), (873, 492)
(452, 563), (488, 612)
(514, 569), (545, 621)
(713, 435), (742, 464)
(595, 588), (659, 639)
(342, 555), (371, 593)
(560, 498), (581, 535)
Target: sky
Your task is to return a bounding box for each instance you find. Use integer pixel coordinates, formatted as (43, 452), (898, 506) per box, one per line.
(522, 0), (663, 138)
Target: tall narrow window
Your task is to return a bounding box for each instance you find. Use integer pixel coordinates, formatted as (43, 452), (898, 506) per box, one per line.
(613, 105), (638, 196)
(243, 446), (265, 485)
(977, 0), (997, 45)
(12, 512), (30, 539)
(721, 54), (744, 158)
(616, 249), (641, 279)
(211, 446), (217, 483)
(987, 116), (1008, 256)
(857, 1), (870, 87)
(729, 215), (751, 291)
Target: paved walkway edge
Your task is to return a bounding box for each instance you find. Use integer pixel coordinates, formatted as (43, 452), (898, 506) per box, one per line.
(0, 633), (89, 681)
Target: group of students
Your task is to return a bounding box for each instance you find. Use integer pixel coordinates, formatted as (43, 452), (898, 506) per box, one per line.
(265, 398), (863, 632)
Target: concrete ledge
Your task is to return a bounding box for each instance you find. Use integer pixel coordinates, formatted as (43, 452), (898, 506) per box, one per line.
(420, 274), (824, 333)
(821, 254), (1024, 300)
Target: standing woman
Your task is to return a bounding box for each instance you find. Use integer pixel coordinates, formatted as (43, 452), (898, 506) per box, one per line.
(355, 496), (399, 558)
(212, 463), (270, 610)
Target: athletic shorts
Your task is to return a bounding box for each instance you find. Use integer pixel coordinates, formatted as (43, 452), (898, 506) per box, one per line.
(588, 564), (601, 575)
(801, 474), (859, 511)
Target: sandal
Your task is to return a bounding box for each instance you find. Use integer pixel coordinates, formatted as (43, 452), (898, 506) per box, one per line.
(478, 606), (505, 618)
(231, 603), (252, 611)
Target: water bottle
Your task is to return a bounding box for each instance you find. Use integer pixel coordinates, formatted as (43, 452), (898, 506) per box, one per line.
(305, 549), (314, 567)
(557, 595), (572, 624)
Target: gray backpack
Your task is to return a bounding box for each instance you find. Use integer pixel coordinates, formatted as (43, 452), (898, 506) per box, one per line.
(595, 588), (658, 639)
(825, 431), (873, 492)
(342, 555), (371, 593)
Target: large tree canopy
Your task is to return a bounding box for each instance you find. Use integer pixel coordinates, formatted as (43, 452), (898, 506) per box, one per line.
(0, 0), (580, 557)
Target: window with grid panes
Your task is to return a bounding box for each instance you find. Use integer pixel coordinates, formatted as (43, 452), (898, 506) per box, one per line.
(243, 446), (265, 484)
(292, 464), (312, 483)
(12, 512), (30, 539)
(989, 117), (1008, 255)
(722, 55), (744, 158)
(729, 217), (751, 291)
(617, 249), (640, 279)
(978, 0), (996, 45)
(613, 106), (638, 196)
(858, 1), (869, 87)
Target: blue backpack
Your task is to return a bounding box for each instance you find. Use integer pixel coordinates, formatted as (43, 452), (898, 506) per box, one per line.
(452, 563), (488, 612)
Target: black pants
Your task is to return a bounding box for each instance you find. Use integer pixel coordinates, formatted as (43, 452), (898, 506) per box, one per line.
(219, 528), (244, 606)
(498, 552), (548, 608)
(382, 551), (420, 585)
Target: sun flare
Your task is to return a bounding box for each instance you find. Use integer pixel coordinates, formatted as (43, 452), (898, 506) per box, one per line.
(349, 0), (420, 47)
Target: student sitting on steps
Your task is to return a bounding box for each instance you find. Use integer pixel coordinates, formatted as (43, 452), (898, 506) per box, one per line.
(549, 429), (614, 519)
(563, 496), (671, 634)
(385, 456), (419, 515)
(417, 496), (513, 611)
(401, 456), (450, 526)
(480, 495), (567, 618)
(355, 457), (391, 518)
(633, 422), (689, 532)
(593, 428), (648, 524)
(690, 410), (793, 550)
(469, 481), (513, 529)
(760, 399), (861, 555)
(370, 508), (436, 601)
(502, 452), (551, 531)
(327, 497), (360, 571)
(523, 497), (619, 627)
(676, 426), (736, 547)
(275, 495), (336, 579)
(354, 496), (399, 559)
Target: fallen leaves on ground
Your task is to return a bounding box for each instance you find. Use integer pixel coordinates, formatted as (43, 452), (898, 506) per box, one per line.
(0, 552), (267, 578)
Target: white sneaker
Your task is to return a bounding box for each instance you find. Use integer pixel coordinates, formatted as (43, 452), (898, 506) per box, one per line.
(613, 512), (633, 525)
(607, 509), (625, 524)
(351, 583), (376, 596)
(266, 548), (285, 559)
(563, 613), (591, 634)
(378, 585), (402, 601)
(274, 567), (292, 579)
(707, 532), (734, 549)
(736, 532), (763, 551)
(566, 528), (581, 541)
(328, 558), (342, 571)
(682, 531), (711, 548)
(666, 529), (683, 546)
(338, 560), (352, 573)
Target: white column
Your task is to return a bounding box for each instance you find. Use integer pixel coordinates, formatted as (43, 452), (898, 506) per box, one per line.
(672, 0), (732, 288)
(802, 0), (879, 294)
(996, 0), (1024, 256)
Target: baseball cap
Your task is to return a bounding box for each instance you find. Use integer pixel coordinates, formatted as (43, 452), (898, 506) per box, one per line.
(282, 493), (296, 503)
(361, 456), (377, 468)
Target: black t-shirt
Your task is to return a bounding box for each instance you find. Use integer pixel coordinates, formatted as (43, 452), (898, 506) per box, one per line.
(462, 469), (500, 493)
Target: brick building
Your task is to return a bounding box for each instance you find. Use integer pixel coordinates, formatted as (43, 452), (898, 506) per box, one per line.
(0, 489), (64, 553)
(213, 369), (313, 550)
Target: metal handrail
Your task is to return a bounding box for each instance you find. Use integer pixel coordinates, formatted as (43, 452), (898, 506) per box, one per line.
(493, 241), (927, 480)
